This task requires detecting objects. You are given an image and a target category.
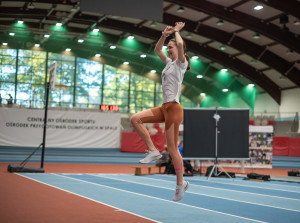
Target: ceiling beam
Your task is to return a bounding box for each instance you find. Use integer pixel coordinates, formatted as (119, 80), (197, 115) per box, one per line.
(166, 0), (300, 53)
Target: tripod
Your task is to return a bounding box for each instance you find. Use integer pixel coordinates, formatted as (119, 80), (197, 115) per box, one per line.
(207, 108), (233, 181)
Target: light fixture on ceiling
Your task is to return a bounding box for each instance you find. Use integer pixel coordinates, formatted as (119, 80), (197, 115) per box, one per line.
(177, 5), (184, 13)
(95, 54), (101, 57)
(9, 33), (15, 36)
(17, 19), (24, 24)
(78, 39), (84, 43)
(34, 43), (40, 47)
(286, 49), (294, 55)
(110, 45), (116, 49)
(280, 15), (289, 32)
(216, 18), (224, 26)
(196, 75), (203, 78)
(219, 45), (226, 51)
(150, 70), (156, 73)
(128, 35), (134, 40)
(149, 21), (157, 27)
(65, 48), (71, 52)
(28, 2), (35, 9)
(44, 34), (50, 38)
(123, 61), (129, 65)
(253, 4), (263, 10)
(93, 28), (99, 32)
(200, 93), (206, 96)
(70, 5), (78, 12)
(294, 20), (300, 26)
(192, 56), (199, 60)
(56, 22), (62, 26)
(221, 68), (228, 72)
(2, 43), (8, 46)
(185, 33), (192, 39)
(252, 33), (260, 39)
(222, 89), (229, 92)
(248, 84), (255, 87)
(250, 59), (257, 64)
(140, 54), (147, 58)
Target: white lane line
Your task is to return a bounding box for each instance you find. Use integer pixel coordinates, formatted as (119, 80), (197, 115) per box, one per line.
(57, 174), (266, 223)
(91, 174), (300, 213)
(139, 175), (300, 201)
(15, 173), (161, 223)
(153, 174), (300, 193)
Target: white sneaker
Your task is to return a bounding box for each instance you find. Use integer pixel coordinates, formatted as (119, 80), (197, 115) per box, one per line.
(139, 150), (162, 164)
(173, 181), (189, 202)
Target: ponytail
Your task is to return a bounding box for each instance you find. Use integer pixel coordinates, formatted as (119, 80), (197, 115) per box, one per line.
(185, 54), (191, 71)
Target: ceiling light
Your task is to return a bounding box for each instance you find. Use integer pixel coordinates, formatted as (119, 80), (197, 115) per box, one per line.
(9, 33), (15, 36)
(140, 54), (147, 58)
(110, 45), (116, 49)
(44, 34), (50, 38)
(17, 19), (24, 24)
(186, 33), (192, 39)
(95, 54), (101, 57)
(150, 70), (156, 73)
(56, 22), (62, 26)
(248, 84), (255, 87)
(221, 68), (228, 72)
(286, 49), (294, 55)
(216, 19), (224, 26)
(222, 89), (229, 92)
(93, 28), (99, 32)
(2, 43), (8, 46)
(192, 56), (199, 60)
(200, 93), (206, 96)
(70, 5), (78, 12)
(219, 45), (226, 51)
(65, 48), (71, 52)
(78, 39), (84, 43)
(293, 20), (300, 26)
(128, 35), (134, 40)
(34, 44), (40, 47)
(252, 33), (260, 39)
(150, 22), (157, 27)
(177, 6), (184, 13)
(28, 2), (35, 9)
(253, 4), (263, 10)
(196, 75), (203, 78)
(123, 62), (129, 65)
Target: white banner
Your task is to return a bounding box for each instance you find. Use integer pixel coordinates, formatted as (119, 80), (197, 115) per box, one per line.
(249, 125), (274, 133)
(0, 108), (120, 148)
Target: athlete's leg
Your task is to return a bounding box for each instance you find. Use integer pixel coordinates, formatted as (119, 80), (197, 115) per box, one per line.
(130, 107), (164, 151)
(164, 103), (184, 186)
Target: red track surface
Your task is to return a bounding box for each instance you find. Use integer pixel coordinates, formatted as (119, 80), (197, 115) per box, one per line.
(0, 162), (297, 223)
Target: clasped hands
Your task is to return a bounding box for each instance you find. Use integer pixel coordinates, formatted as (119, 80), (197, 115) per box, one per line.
(163, 22), (185, 36)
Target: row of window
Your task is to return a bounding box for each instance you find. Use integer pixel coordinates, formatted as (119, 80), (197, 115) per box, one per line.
(0, 49), (196, 113)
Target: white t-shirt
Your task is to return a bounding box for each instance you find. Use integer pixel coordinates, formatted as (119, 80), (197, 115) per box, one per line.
(161, 57), (188, 104)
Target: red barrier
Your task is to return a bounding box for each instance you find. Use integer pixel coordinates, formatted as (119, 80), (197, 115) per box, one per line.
(121, 132), (166, 153)
(288, 138), (300, 157)
(273, 136), (300, 157)
(273, 137), (289, 156)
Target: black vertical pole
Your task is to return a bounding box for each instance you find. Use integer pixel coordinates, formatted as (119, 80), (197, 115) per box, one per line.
(41, 82), (50, 168)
